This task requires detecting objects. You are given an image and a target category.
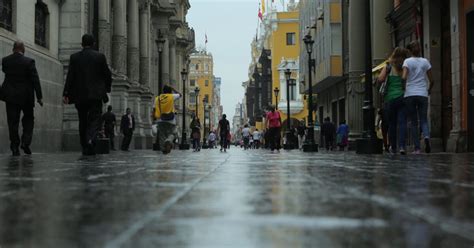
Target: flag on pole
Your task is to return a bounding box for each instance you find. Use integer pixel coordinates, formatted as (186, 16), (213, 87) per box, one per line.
(258, 4), (263, 21)
(205, 33), (208, 44)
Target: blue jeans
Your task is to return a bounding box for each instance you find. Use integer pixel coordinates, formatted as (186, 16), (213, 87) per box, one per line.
(384, 96), (407, 151)
(405, 96), (429, 150)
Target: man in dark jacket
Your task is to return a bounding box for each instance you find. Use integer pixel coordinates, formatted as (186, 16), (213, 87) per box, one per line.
(120, 108), (135, 151)
(63, 34), (112, 155)
(102, 105), (116, 150)
(1, 41), (43, 156)
(321, 117), (336, 151)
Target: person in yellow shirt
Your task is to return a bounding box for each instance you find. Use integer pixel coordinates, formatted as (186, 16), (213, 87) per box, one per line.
(154, 85), (181, 154)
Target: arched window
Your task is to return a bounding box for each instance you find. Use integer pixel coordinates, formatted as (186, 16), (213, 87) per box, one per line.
(35, 0), (49, 47)
(0, 0), (13, 31)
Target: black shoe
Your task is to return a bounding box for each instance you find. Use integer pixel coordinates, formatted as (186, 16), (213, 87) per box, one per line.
(424, 138), (431, 153)
(11, 147), (20, 156)
(21, 145), (32, 155)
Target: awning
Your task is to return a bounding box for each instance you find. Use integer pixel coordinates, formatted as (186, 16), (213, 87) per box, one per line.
(361, 60), (388, 82)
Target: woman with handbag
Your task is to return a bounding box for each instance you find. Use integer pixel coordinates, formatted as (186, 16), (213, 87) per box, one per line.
(377, 47), (409, 155)
(154, 85), (181, 154)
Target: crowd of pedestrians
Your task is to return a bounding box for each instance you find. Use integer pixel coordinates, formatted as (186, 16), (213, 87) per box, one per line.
(0, 35), (433, 156)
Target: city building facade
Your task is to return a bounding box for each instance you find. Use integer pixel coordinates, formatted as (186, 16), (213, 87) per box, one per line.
(0, 0), (195, 152)
(189, 50), (215, 138)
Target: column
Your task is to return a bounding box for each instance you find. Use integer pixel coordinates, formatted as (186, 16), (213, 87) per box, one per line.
(127, 0), (140, 85)
(112, 0), (127, 75)
(347, 0), (366, 138)
(98, 0), (111, 61)
(139, 2), (150, 88)
(162, 36), (170, 85)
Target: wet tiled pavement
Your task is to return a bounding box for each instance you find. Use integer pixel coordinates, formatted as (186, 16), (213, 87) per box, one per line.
(0, 148), (473, 248)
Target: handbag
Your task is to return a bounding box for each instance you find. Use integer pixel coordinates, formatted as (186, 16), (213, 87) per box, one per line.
(378, 63), (392, 96)
(158, 95), (175, 121)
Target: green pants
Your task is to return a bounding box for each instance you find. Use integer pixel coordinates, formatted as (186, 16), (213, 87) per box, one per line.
(157, 122), (176, 151)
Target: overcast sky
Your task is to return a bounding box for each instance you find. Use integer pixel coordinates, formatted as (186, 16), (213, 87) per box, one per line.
(187, 0), (288, 124)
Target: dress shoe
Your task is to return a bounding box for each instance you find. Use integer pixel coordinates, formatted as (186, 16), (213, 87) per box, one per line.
(21, 145), (32, 155)
(11, 148), (20, 156)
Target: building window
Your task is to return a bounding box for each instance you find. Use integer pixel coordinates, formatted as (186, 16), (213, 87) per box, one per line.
(205, 80), (209, 86)
(190, 79), (196, 87)
(35, 0), (49, 47)
(0, 0), (13, 31)
(195, 63), (199, 70)
(189, 92), (196, 104)
(204, 94), (209, 103)
(289, 80), (297, 101)
(286, 32), (296, 46)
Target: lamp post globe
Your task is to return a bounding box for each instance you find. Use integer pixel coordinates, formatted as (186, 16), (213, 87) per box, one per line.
(302, 34), (318, 152)
(179, 69), (190, 150)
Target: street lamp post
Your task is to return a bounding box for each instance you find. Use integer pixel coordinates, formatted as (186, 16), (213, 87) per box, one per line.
(202, 98), (208, 149)
(356, 0), (383, 154)
(194, 86), (200, 119)
(273, 87), (280, 110)
(284, 69), (295, 150)
(157, 32), (166, 95)
(302, 34), (318, 152)
(207, 105), (212, 148)
(179, 69), (190, 150)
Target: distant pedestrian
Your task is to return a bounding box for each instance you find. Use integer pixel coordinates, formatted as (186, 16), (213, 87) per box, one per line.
(377, 47), (409, 154)
(252, 128), (261, 149)
(336, 120), (350, 151)
(208, 131), (217, 149)
(321, 117), (336, 151)
(242, 124), (251, 150)
(102, 105), (116, 150)
(296, 121), (306, 150)
(154, 85), (181, 154)
(1, 41), (43, 156)
(190, 117), (201, 152)
(265, 106), (282, 152)
(120, 108), (135, 151)
(63, 34), (112, 156)
(217, 114), (230, 152)
(402, 41), (434, 154)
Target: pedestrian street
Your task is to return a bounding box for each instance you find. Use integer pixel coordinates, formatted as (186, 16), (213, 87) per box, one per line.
(0, 149), (473, 247)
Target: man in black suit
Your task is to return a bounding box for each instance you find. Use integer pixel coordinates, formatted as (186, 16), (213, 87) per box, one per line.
(63, 34), (112, 155)
(102, 105), (116, 150)
(1, 41), (43, 156)
(120, 108), (135, 151)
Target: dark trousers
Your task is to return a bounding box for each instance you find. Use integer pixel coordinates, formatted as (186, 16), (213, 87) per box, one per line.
(268, 127), (281, 151)
(121, 129), (133, 151)
(105, 128), (115, 150)
(6, 103), (34, 150)
(76, 101), (103, 151)
(220, 132), (228, 148)
(405, 96), (429, 150)
(324, 136), (334, 150)
(384, 96), (407, 151)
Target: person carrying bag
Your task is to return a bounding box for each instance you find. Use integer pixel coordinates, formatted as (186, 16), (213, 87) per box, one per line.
(154, 85), (181, 154)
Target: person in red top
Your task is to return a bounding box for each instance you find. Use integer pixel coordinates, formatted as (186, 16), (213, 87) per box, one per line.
(265, 105), (282, 152)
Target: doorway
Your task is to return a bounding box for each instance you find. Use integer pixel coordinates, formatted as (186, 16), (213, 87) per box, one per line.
(467, 11), (474, 151)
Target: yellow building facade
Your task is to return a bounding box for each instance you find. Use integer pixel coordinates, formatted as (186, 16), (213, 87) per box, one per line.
(270, 11), (309, 128)
(189, 51), (215, 136)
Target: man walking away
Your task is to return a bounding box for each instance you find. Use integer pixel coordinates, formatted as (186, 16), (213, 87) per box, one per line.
(63, 34), (112, 156)
(321, 117), (336, 151)
(190, 116), (201, 152)
(242, 124), (251, 150)
(102, 105), (116, 150)
(1, 41), (43, 156)
(154, 85), (181, 154)
(120, 108), (135, 151)
(217, 114), (230, 152)
(402, 40), (434, 154)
